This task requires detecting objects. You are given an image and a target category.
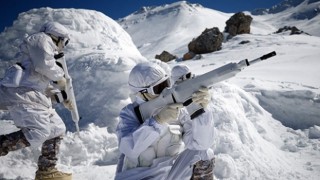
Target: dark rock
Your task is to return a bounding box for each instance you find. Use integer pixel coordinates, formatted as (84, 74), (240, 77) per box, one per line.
(188, 27), (223, 54)
(155, 51), (177, 62)
(183, 51), (196, 60)
(225, 12), (253, 38)
(239, 40), (250, 44)
(275, 26), (309, 35)
(182, 51), (202, 61)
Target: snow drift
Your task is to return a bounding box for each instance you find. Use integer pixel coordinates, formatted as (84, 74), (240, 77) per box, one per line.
(1, 1), (320, 179)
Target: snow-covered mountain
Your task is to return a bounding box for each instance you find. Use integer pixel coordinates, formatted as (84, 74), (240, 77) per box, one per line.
(252, 0), (305, 14)
(252, 0), (320, 19)
(251, 0), (320, 37)
(1, 1), (320, 179)
(117, 1), (231, 59)
(118, 0), (320, 59)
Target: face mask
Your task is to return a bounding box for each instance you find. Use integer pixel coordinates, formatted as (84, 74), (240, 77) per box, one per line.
(50, 34), (69, 51)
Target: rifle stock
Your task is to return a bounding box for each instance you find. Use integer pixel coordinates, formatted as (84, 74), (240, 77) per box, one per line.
(138, 51), (276, 121)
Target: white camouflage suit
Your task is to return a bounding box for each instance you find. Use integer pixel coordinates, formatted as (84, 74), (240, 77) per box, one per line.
(0, 22), (68, 148)
(115, 63), (215, 180)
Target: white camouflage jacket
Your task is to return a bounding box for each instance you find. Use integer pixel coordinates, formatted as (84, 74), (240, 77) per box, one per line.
(116, 96), (215, 177)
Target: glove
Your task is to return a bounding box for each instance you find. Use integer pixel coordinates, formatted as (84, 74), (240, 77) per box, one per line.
(45, 86), (59, 103)
(45, 85), (55, 97)
(154, 103), (183, 124)
(192, 87), (211, 109)
(54, 52), (64, 59)
(63, 100), (74, 111)
(54, 77), (66, 89)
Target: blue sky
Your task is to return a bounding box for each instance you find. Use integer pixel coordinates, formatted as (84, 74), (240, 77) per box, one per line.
(1, 0), (283, 31)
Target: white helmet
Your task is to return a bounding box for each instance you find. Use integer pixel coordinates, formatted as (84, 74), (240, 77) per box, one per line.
(40, 22), (70, 48)
(149, 59), (171, 77)
(171, 64), (193, 83)
(40, 22), (70, 39)
(128, 62), (171, 95)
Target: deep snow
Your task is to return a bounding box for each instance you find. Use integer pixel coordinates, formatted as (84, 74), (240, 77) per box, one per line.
(1, 1), (320, 179)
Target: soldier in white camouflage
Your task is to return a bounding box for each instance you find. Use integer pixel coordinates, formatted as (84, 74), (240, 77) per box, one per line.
(172, 64), (215, 180)
(115, 62), (215, 180)
(0, 22), (72, 180)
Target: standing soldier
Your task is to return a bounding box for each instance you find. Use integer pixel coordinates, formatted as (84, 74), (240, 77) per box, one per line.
(0, 22), (73, 180)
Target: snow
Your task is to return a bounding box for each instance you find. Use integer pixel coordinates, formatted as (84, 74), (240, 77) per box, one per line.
(1, 1), (320, 179)
(118, 1), (231, 59)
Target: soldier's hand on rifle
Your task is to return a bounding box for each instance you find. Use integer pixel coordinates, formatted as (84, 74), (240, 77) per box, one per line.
(45, 86), (58, 102)
(45, 85), (67, 104)
(54, 77), (67, 89)
(154, 103), (183, 124)
(192, 87), (211, 109)
(63, 100), (74, 111)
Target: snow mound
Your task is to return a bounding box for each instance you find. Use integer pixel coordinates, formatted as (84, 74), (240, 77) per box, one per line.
(2, 82), (319, 179)
(210, 83), (319, 179)
(256, 90), (320, 129)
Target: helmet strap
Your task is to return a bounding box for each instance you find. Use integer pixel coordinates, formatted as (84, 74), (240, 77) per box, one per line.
(138, 91), (149, 102)
(49, 34), (64, 51)
(49, 34), (59, 46)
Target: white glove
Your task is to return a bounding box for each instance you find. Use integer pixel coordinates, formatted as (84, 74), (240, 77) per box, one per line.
(63, 100), (74, 111)
(192, 87), (211, 109)
(154, 103), (183, 124)
(55, 77), (66, 89)
(45, 86), (62, 103)
(45, 86), (56, 97)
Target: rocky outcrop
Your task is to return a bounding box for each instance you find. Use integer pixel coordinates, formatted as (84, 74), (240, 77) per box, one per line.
(183, 51), (196, 60)
(225, 12), (252, 38)
(155, 51), (177, 62)
(188, 27), (223, 54)
(182, 51), (202, 61)
(275, 26), (309, 35)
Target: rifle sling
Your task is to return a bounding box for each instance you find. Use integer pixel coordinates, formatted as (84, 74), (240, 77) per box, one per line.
(134, 105), (144, 124)
(190, 108), (205, 120)
(183, 99), (192, 106)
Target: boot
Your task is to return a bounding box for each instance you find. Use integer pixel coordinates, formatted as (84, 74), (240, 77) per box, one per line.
(0, 130), (30, 156)
(35, 167), (72, 180)
(35, 136), (72, 180)
(190, 158), (215, 180)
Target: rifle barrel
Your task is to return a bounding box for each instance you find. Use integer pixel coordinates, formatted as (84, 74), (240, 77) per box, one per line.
(249, 51), (276, 65)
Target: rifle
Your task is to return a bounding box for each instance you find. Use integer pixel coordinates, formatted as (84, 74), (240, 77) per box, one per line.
(136, 51), (277, 121)
(56, 56), (80, 133)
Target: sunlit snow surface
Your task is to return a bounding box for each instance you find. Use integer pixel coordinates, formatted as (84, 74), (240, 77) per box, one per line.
(1, 1), (320, 179)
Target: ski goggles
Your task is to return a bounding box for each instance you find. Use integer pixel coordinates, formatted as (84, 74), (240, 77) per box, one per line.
(178, 72), (195, 81)
(50, 34), (69, 47)
(140, 77), (171, 95)
(58, 37), (69, 46)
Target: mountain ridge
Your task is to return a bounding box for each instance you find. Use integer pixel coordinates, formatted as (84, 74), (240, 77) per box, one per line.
(252, 0), (305, 15)
(118, 0), (320, 59)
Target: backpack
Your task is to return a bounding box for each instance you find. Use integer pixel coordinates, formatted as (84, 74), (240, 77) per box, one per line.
(0, 63), (25, 87)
